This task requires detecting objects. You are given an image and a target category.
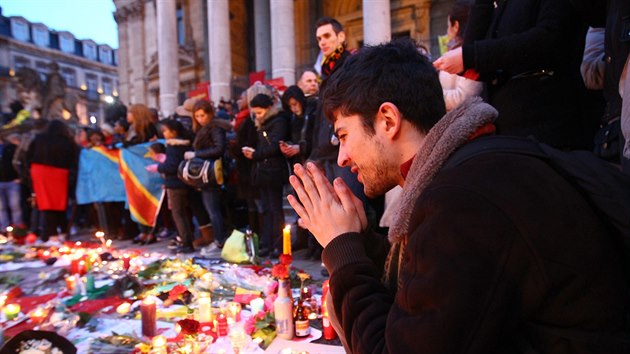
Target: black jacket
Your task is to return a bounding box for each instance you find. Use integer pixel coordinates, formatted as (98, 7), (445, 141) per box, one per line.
(252, 108), (290, 186)
(192, 119), (230, 161)
(0, 143), (18, 182)
(157, 139), (191, 189)
(287, 99), (317, 165)
(462, 0), (591, 149)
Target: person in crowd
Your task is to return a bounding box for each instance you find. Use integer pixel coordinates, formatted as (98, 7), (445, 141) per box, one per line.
(126, 103), (158, 146)
(280, 85), (316, 165)
(100, 123), (115, 146)
(242, 93), (289, 258)
(438, 0), (484, 111)
(146, 119), (196, 254)
(288, 38), (629, 354)
(230, 89), (262, 236)
(112, 118), (129, 146)
(185, 99), (231, 250)
(297, 70), (319, 97)
(26, 120), (79, 243)
(433, 0), (593, 150)
(0, 135), (22, 230)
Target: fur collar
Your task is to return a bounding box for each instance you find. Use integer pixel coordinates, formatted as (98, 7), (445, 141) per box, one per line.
(383, 97), (498, 288)
(255, 106), (282, 130)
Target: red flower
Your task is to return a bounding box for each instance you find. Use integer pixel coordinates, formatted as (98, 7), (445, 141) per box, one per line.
(168, 284), (188, 301)
(177, 318), (201, 335)
(279, 254), (293, 265)
(271, 263), (289, 279)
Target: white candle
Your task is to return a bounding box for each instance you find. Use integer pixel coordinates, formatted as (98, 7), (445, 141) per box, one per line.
(198, 297), (212, 323)
(249, 298), (264, 314)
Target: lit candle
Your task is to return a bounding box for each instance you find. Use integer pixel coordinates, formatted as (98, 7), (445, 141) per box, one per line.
(281, 348), (293, 354)
(141, 296), (157, 337)
(152, 335), (167, 354)
(122, 255), (131, 271)
(227, 301), (241, 322)
(216, 313), (228, 337)
(282, 224), (291, 255)
(4, 303), (20, 321)
(29, 307), (47, 324)
(198, 296), (212, 323)
(249, 297), (264, 314)
(116, 302), (131, 315)
(65, 275), (77, 293)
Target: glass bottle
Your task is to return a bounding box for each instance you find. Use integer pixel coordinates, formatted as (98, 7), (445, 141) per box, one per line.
(294, 299), (310, 338)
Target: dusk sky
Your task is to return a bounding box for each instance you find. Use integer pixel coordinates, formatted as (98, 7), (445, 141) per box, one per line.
(1, 0), (119, 48)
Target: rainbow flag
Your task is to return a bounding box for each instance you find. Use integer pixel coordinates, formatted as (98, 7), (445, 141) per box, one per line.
(118, 142), (165, 227)
(75, 146), (126, 205)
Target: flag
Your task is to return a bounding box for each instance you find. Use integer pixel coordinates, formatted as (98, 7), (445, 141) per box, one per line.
(249, 70), (266, 85)
(75, 146), (126, 205)
(118, 142), (165, 227)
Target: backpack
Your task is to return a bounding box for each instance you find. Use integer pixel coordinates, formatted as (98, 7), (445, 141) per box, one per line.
(445, 135), (630, 350)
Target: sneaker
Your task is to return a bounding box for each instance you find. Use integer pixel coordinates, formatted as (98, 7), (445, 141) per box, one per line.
(200, 243), (220, 257)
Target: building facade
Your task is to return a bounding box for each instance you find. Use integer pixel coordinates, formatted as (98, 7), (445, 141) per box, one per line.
(0, 6), (119, 126)
(114, 0), (456, 118)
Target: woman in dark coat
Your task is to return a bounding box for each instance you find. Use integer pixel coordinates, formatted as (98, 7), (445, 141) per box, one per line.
(27, 120), (79, 242)
(280, 85), (316, 165)
(242, 94), (290, 257)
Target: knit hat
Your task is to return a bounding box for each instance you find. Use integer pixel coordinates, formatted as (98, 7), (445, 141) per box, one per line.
(175, 98), (199, 117)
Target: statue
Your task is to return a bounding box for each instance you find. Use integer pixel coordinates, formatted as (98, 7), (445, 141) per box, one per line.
(14, 67), (43, 114)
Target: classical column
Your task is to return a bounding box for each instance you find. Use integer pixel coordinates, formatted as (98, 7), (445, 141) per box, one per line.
(144, 0), (158, 63)
(157, 0), (178, 117)
(363, 0), (391, 45)
(207, 0), (231, 103)
(270, 0), (295, 85)
(113, 7), (130, 105)
(254, 0), (271, 75)
(127, 1), (147, 104)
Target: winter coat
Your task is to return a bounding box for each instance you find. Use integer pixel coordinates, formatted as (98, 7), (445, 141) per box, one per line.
(322, 99), (629, 353)
(251, 107), (290, 187)
(462, 0), (591, 149)
(192, 119), (230, 161)
(157, 138), (191, 189)
(0, 143), (18, 182)
(287, 99), (317, 164)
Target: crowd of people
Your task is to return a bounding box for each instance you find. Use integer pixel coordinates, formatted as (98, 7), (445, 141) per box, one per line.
(0, 1), (629, 352)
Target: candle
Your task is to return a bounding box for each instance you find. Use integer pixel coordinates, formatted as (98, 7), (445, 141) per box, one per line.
(122, 255), (131, 271)
(0, 295), (7, 307)
(4, 303), (20, 321)
(65, 275), (77, 293)
(282, 224), (291, 255)
(116, 302), (131, 315)
(281, 348), (293, 354)
(29, 307), (47, 324)
(249, 298), (264, 314)
(216, 313), (228, 337)
(227, 302), (241, 322)
(152, 335), (167, 353)
(141, 296), (157, 337)
(198, 297), (212, 323)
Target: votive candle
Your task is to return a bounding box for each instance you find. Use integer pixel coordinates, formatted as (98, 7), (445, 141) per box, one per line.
(141, 296), (157, 337)
(4, 303), (20, 321)
(198, 296), (212, 323)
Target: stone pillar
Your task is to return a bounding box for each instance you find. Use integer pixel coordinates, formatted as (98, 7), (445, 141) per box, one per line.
(127, 1), (147, 104)
(157, 0), (179, 117)
(113, 8), (130, 105)
(207, 0), (231, 103)
(254, 0), (271, 75)
(270, 0), (295, 86)
(144, 0), (158, 64)
(363, 0), (391, 45)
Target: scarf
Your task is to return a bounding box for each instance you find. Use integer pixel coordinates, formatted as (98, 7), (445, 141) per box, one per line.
(321, 45), (346, 79)
(383, 97), (498, 289)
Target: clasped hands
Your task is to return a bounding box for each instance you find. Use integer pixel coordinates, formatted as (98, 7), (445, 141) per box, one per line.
(287, 162), (367, 248)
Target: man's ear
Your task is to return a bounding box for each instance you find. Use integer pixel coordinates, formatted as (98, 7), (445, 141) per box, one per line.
(376, 102), (402, 140)
(338, 31), (346, 46)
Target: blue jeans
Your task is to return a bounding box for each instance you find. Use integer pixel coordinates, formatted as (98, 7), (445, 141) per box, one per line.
(201, 188), (226, 244)
(0, 181), (22, 229)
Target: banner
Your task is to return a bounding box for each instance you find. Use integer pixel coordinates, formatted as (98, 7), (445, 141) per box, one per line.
(118, 142), (165, 227)
(75, 146), (126, 205)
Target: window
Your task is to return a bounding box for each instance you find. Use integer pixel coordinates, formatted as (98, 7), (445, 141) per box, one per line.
(84, 42), (97, 60)
(32, 26), (49, 47)
(60, 33), (75, 53)
(13, 56), (30, 69)
(86, 74), (98, 92)
(99, 46), (112, 65)
(61, 67), (76, 88)
(177, 8), (185, 45)
(10, 19), (30, 42)
(102, 77), (113, 94)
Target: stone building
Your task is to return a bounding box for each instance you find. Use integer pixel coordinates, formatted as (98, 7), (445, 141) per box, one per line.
(114, 0), (456, 117)
(0, 6), (119, 125)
